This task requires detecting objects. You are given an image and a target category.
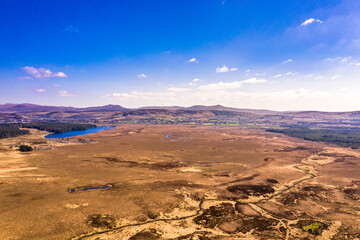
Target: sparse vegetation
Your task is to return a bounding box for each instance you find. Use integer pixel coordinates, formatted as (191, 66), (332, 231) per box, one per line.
(302, 222), (324, 235)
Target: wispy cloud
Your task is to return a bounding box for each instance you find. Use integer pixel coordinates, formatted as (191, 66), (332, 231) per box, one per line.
(34, 88), (47, 93)
(58, 90), (78, 97)
(216, 65), (229, 73)
(187, 57), (198, 63)
(138, 73), (148, 78)
(187, 78), (203, 86)
(241, 78), (267, 84)
(331, 74), (342, 80)
(300, 18), (323, 26)
(229, 67), (238, 71)
(282, 59), (293, 64)
(107, 91), (175, 101)
(199, 78), (267, 90)
(324, 56), (352, 63)
(255, 73), (266, 76)
(18, 76), (33, 80)
(23, 66), (67, 79)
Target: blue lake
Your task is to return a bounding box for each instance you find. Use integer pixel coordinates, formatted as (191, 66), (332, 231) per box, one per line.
(45, 126), (116, 139)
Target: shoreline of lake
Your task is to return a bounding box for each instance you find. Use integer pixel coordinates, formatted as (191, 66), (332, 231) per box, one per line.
(45, 126), (116, 139)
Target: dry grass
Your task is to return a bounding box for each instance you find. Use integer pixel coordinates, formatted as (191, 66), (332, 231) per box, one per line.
(0, 124), (359, 239)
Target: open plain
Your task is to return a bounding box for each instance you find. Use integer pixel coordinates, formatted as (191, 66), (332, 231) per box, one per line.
(0, 124), (359, 239)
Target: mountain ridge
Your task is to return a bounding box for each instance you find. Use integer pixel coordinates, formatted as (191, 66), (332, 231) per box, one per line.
(0, 103), (359, 115)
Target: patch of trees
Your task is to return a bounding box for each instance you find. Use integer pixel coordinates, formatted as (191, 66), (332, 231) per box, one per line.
(18, 144), (33, 152)
(16, 122), (97, 134)
(0, 125), (30, 139)
(267, 126), (360, 149)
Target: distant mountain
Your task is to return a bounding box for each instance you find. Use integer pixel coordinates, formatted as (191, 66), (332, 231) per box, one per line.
(350, 111), (360, 118)
(139, 106), (184, 110)
(0, 103), (75, 113)
(3, 103), (357, 116)
(0, 103), (128, 113)
(80, 104), (128, 112)
(139, 104), (278, 115)
(183, 105), (278, 115)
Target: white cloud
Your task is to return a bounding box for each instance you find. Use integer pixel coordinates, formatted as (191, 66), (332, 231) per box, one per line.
(241, 78), (267, 84)
(331, 74), (342, 80)
(53, 84), (59, 87)
(34, 88), (47, 93)
(106, 91), (175, 101)
(58, 90), (78, 97)
(324, 57), (337, 61)
(104, 86), (354, 111)
(200, 81), (242, 91)
(229, 67), (238, 71)
(53, 72), (67, 77)
(138, 73), (148, 78)
(216, 65), (229, 73)
(199, 78), (267, 91)
(187, 78), (203, 86)
(282, 59), (293, 64)
(188, 58), (198, 63)
(301, 18), (323, 26)
(341, 56), (352, 63)
(23, 66), (67, 79)
(324, 57), (360, 67)
(255, 73), (266, 76)
(273, 74), (282, 78)
(245, 69), (251, 73)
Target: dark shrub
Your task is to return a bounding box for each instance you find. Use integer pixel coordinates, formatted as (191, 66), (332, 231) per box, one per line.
(19, 145), (33, 152)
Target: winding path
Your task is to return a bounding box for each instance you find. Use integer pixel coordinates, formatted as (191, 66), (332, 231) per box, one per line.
(72, 155), (318, 240)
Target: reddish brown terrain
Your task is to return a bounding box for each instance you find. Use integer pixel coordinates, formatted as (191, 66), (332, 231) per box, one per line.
(0, 124), (359, 239)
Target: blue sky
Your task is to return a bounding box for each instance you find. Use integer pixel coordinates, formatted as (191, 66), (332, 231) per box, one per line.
(1, 0), (360, 111)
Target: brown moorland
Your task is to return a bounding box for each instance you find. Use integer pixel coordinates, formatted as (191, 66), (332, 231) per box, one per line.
(0, 124), (359, 239)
